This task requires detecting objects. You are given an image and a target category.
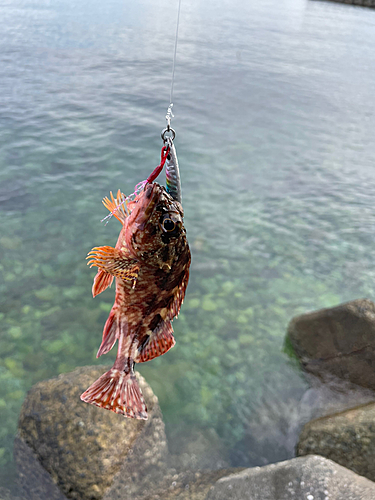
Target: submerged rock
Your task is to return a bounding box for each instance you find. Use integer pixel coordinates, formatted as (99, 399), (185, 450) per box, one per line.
(16, 365), (167, 500)
(168, 428), (230, 471)
(297, 402), (375, 482)
(205, 455), (375, 500)
(287, 298), (375, 389)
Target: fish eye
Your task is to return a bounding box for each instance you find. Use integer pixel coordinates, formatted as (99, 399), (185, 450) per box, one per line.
(162, 217), (175, 232)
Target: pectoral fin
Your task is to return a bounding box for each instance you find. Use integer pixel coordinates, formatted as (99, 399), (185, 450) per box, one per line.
(87, 246), (139, 284)
(92, 268), (114, 297)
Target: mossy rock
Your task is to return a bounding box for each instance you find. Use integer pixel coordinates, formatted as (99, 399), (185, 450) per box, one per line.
(205, 456), (375, 500)
(16, 366), (167, 500)
(297, 402), (375, 482)
(286, 299), (375, 389)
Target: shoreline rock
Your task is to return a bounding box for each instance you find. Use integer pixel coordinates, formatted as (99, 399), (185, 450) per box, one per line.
(206, 455), (375, 500)
(297, 401), (375, 482)
(312, 0), (375, 8)
(16, 365), (166, 500)
(15, 359), (375, 500)
(286, 298), (375, 390)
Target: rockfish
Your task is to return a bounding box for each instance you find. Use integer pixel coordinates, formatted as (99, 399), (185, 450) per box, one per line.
(81, 148), (190, 419)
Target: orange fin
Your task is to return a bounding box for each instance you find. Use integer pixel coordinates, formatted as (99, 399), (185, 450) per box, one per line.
(136, 320), (175, 363)
(97, 309), (119, 358)
(92, 269), (114, 297)
(80, 368), (148, 419)
(87, 246), (140, 284)
(102, 190), (129, 224)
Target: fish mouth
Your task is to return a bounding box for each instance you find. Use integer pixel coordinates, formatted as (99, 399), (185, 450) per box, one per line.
(133, 182), (162, 229)
(143, 183), (161, 216)
(144, 182), (156, 201)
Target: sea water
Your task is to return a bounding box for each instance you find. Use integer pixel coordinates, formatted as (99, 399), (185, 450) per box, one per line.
(1, 0), (375, 489)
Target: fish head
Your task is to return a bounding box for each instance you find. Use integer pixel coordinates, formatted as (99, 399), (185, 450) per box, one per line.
(125, 182), (185, 269)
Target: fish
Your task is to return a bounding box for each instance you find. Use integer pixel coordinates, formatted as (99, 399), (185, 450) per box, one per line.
(80, 149), (190, 419)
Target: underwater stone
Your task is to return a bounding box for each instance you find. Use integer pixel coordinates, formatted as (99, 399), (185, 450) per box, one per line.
(206, 456), (375, 500)
(297, 402), (375, 482)
(286, 299), (375, 390)
(16, 365), (166, 500)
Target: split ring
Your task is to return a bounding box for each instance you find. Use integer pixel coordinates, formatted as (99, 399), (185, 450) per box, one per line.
(161, 127), (176, 142)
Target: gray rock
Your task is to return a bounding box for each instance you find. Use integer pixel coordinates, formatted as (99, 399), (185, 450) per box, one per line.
(0, 487), (22, 500)
(14, 437), (68, 500)
(296, 374), (375, 426)
(206, 455), (375, 500)
(102, 400), (169, 500)
(106, 469), (242, 500)
(16, 365), (167, 500)
(103, 421), (235, 500)
(287, 299), (375, 390)
(316, 0), (375, 7)
(297, 402), (375, 482)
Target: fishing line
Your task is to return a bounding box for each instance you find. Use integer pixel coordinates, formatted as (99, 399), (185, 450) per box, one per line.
(166, 0), (182, 130)
(101, 0), (183, 225)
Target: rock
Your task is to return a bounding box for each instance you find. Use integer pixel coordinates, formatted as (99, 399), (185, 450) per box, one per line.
(106, 469), (242, 500)
(14, 437), (68, 500)
(102, 424), (235, 500)
(205, 455), (375, 500)
(0, 487), (22, 500)
(296, 374), (375, 425)
(102, 401), (169, 500)
(297, 402), (375, 482)
(287, 299), (375, 389)
(16, 366), (167, 500)
(143, 469), (242, 500)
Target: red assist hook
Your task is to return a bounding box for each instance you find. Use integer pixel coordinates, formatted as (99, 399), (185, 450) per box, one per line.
(146, 145), (170, 184)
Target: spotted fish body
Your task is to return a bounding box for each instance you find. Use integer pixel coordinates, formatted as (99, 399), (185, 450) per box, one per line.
(81, 182), (190, 419)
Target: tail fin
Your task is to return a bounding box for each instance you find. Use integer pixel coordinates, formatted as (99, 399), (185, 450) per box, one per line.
(80, 368), (148, 419)
(96, 308), (119, 358)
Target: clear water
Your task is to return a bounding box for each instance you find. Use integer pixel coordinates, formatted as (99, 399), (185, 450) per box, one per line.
(1, 0), (375, 489)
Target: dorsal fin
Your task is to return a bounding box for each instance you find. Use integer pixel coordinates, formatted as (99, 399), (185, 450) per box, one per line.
(102, 190), (128, 224)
